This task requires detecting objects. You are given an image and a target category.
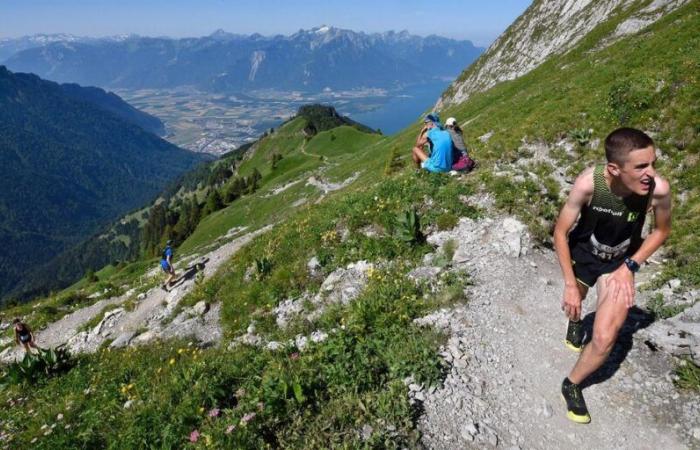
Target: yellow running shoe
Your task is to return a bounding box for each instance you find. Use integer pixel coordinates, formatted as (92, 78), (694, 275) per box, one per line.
(565, 320), (584, 353)
(561, 378), (591, 424)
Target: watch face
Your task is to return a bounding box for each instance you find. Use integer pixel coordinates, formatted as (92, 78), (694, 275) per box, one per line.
(625, 258), (640, 272)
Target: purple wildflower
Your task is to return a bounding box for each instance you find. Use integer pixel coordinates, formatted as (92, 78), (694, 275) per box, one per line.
(240, 412), (256, 425)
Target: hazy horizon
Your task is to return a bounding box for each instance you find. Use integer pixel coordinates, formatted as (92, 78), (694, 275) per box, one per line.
(0, 0), (532, 47)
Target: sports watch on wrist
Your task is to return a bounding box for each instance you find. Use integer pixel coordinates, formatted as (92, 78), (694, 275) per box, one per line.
(624, 257), (640, 273)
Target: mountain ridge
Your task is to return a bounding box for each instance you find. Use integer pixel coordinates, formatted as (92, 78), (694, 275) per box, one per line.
(437, 0), (692, 108)
(3, 26), (483, 92)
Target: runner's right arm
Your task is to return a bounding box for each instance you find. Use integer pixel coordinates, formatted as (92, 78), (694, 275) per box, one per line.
(553, 169), (594, 319)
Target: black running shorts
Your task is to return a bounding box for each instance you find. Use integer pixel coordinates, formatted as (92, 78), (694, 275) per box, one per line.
(571, 257), (624, 288)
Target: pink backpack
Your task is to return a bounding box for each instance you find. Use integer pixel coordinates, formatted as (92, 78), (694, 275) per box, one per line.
(452, 153), (475, 172)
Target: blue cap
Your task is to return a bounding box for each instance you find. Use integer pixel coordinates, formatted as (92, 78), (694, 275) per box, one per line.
(424, 113), (440, 125)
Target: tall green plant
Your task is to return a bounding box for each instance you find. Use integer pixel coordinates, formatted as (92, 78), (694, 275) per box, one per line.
(395, 208), (423, 244)
(0, 347), (72, 387)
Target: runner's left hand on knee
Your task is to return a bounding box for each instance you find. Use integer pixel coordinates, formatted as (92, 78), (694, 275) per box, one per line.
(607, 265), (635, 308)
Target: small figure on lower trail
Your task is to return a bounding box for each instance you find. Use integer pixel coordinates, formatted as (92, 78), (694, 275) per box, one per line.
(160, 240), (177, 292)
(552, 127), (672, 424)
(13, 318), (40, 353)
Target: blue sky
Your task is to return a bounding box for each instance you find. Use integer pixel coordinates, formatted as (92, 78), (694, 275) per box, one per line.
(0, 0), (532, 46)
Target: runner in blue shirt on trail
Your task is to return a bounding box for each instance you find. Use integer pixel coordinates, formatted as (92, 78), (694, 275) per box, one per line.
(411, 113), (453, 173)
(160, 240), (177, 292)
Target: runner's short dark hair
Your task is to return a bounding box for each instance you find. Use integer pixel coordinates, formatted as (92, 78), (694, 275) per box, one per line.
(605, 127), (654, 164)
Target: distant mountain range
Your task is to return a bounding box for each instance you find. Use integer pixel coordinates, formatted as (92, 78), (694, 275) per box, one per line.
(0, 66), (201, 299)
(1, 27), (483, 91)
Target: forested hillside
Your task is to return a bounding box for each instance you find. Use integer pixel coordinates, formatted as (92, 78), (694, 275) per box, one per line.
(0, 67), (201, 301)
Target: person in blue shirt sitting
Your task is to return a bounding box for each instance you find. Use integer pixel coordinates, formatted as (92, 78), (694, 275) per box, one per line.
(411, 113), (453, 173)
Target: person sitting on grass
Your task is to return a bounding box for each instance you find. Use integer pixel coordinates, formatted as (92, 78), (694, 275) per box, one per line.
(161, 240), (177, 292)
(13, 318), (39, 354)
(411, 113), (453, 173)
(445, 116), (475, 172)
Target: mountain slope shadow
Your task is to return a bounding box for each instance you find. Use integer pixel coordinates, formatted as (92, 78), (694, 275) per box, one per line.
(580, 306), (655, 389)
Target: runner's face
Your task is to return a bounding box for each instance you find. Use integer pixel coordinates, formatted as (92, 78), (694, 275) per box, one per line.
(615, 146), (656, 195)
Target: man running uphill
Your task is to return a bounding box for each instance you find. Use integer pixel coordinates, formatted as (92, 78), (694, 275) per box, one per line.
(553, 128), (672, 424)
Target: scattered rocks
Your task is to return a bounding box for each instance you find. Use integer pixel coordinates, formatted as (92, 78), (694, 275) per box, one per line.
(192, 301), (209, 316)
(273, 297), (307, 328)
(361, 424), (373, 441)
(407, 266), (443, 284)
(479, 131), (494, 143)
(307, 257), (322, 278)
(110, 332), (136, 349)
(306, 172), (360, 194)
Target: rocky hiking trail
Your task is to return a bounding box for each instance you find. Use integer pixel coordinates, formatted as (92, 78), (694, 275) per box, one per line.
(1, 207), (698, 449)
(413, 216), (698, 449)
(0, 226), (271, 363)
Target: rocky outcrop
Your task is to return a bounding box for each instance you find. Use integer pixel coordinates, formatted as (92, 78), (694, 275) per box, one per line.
(436, 0), (691, 108)
(641, 301), (700, 365)
(273, 260), (374, 328)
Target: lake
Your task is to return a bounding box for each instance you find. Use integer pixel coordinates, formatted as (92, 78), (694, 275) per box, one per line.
(343, 79), (452, 135)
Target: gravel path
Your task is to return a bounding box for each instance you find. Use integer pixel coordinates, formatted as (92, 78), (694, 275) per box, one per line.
(1, 226), (271, 362)
(416, 216), (697, 449)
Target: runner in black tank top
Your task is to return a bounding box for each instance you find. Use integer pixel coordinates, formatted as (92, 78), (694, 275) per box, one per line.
(568, 165), (652, 288)
(552, 128), (672, 424)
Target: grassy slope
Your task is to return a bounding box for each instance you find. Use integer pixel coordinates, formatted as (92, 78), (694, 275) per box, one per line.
(181, 120), (386, 253)
(1, 2), (699, 447)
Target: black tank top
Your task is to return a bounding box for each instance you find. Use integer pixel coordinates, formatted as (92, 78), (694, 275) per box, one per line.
(569, 166), (652, 263)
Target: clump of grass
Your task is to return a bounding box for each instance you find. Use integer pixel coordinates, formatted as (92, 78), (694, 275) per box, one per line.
(436, 212), (459, 231)
(675, 359), (700, 391)
(645, 293), (689, 319)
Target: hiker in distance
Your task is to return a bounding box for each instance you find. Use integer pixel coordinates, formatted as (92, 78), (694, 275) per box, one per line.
(13, 318), (40, 354)
(411, 113), (454, 173)
(553, 127), (672, 424)
(161, 240), (177, 292)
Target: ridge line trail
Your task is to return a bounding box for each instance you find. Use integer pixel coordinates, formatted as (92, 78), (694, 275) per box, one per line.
(418, 219), (689, 449)
(299, 140), (322, 159)
(1, 226), (271, 362)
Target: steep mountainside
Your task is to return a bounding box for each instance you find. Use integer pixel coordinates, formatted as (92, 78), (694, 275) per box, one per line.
(59, 83), (165, 135)
(3, 27), (483, 91)
(437, 0), (692, 108)
(0, 1), (698, 448)
(6, 104), (371, 303)
(0, 67), (201, 300)
(433, 0), (699, 284)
